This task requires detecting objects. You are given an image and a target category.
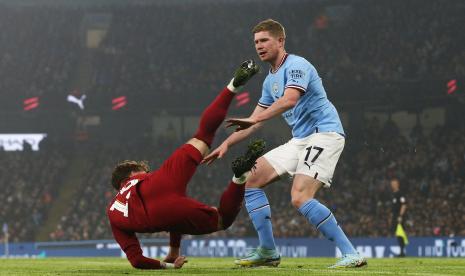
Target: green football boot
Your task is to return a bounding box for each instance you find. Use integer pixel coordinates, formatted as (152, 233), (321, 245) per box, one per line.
(234, 247), (281, 267)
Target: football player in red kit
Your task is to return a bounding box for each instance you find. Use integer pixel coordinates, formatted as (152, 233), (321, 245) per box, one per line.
(107, 60), (263, 269)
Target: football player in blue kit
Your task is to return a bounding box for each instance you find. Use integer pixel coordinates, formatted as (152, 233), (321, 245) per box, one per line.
(204, 19), (366, 269)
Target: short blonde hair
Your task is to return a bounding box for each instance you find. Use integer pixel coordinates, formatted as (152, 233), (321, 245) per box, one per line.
(252, 19), (286, 39)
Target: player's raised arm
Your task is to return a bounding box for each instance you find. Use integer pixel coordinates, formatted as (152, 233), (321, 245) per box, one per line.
(203, 104), (266, 165)
(110, 223), (187, 269)
(226, 87), (301, 132)
(250, 87), (301, 124)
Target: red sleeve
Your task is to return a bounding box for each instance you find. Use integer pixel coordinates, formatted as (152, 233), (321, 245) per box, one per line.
(170, 232), (182, 248)
(110, 223), (163, 269)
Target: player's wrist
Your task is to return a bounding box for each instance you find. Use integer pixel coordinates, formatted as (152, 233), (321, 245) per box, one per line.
(222, 140), (231, 148)
(250, 115), (261, 123)
(161, 262), (175, 269)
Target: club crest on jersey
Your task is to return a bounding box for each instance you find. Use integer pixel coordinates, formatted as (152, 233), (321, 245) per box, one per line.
(272, 82), (279, 94)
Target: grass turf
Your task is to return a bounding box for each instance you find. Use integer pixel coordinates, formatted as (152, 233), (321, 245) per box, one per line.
(0, 257), (464, 275)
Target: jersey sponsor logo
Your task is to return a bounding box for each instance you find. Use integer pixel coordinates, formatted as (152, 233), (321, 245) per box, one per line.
(289, 69), (305, 80)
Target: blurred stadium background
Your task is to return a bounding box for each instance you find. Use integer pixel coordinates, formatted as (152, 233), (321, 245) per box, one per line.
(0, 0), (464, 261)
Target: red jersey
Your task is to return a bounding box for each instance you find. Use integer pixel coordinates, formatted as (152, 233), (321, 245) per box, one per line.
(108, 174), (151, 232)
(107, 173), (165, 269)
(106, 144), (219, 269)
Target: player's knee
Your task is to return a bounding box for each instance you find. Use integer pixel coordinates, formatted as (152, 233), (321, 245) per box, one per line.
(291, 193), (315, 208)
(244, 173), (264, 188)
(291, 195), (304, 208)
(217, 215), (233, 230)
(187, 138), (209, 157)
(291, 174), (321, 208)
(221, 218), (234, 230)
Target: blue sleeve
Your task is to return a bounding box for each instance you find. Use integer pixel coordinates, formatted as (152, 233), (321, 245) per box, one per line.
(258, 77), (273, 108)
(284, 59), (312, 93)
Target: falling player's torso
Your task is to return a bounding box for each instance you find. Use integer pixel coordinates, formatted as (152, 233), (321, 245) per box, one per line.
(107, 176), (150, 232)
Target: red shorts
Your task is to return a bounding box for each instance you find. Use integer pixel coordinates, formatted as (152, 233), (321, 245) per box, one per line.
(138, 144), (219, 235)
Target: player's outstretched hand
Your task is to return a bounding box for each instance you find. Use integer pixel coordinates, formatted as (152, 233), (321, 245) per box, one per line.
(226, 117), (257, 131)
(202, 143), (229, 165)
(174, 256), (188, 269)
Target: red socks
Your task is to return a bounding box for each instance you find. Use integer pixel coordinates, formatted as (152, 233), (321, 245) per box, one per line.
(194, 88), (235, 147)
(218, 182), (245, 229)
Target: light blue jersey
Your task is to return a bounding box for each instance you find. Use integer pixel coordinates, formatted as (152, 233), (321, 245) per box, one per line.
(258, 54), (344, 138)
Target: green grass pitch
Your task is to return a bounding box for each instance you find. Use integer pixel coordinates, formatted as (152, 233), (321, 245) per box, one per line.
(0, 257), (464, 275)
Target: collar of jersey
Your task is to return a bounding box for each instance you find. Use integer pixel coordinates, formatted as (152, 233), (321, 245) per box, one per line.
(128, 172), (149, 183)
(270, 53), (289, 74)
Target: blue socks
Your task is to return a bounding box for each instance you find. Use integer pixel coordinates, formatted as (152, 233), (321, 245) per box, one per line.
(245, 190), (356, 255)
(245, 188), (276, 250)
(299, 199), (357, 255)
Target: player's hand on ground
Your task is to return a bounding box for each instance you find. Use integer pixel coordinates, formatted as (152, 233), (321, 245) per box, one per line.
(173, 256), (188, 269)
(163, 254), (178, 263)
(226, 117), (257, 131)
(203, 143), (229, 165)
(163, 245), (180, 263)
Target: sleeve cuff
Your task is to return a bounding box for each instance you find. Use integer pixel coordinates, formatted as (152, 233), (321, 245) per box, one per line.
(258, 102), (271, 108)
(285, 85), (306, 93)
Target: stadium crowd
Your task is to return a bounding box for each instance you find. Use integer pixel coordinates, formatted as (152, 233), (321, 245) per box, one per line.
(91, 1), (465, 108)
(0, 7), (80, 108)
(311, 1), (465, 82)
(0, 1), (463, 110)
(0, 144), (69, 242)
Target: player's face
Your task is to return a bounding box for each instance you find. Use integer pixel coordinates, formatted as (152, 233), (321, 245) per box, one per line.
(254, 31), (284, 63)
(390, 179), (399, 191)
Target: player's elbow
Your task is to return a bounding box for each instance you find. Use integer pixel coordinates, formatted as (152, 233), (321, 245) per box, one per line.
(283, 96), (298, 109)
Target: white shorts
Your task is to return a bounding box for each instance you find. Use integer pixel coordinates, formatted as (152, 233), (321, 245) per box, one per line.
(263, 132), (345, 188)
